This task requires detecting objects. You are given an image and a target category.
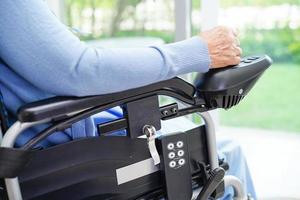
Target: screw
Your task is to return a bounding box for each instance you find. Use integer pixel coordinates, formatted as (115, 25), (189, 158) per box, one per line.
(171, 107), (177, 113)
(163, 110), (169, 116)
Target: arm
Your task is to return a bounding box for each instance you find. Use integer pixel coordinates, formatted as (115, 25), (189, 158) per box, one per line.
(0, 0), (210, 97)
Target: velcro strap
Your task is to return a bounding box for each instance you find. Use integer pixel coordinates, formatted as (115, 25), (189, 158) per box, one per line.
(0, 147), (32, 178)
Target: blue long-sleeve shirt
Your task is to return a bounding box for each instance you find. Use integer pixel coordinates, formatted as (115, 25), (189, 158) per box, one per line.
(0, 0), (211, 147)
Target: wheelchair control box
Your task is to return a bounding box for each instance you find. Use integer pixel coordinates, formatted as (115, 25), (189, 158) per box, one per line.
(156, 132), (193, 200)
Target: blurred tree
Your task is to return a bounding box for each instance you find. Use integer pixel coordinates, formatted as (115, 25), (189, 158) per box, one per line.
(109, 0), (143, 36)
(65, 0), (144, 37)
(289, 28), (300, 63)
(65, 0), (88, 29)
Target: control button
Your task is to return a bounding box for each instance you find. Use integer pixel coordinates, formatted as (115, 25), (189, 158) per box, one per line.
(243, 60), (252, 63)
(247, 56), (259, 60)
(178, 159), (186, 166)
(178, 150), (185, 157)
(168, 152), (176, 159)
(169, 161), (176, 168)
(167, 143), (174, 150)
(176, 141), (184, 148)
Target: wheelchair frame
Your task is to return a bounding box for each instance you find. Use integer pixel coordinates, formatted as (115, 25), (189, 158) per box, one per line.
(0, 54), (273, 199)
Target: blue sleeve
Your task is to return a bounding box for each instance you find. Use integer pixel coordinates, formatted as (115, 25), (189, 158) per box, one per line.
(0, 0), (210, 97)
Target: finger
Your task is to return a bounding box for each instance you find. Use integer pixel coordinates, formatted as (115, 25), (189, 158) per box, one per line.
(232, 28), (239, 37)
(222, 54), (240, 65)
(232, 56), (241, 65)
(226, 45), (242, 57)
(222, 48), (239, 57)
(235, 46), (243, 56)
(235, 37), (240, 46)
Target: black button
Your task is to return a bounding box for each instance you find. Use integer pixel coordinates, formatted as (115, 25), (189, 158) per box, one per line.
(250, 56), (260, 60)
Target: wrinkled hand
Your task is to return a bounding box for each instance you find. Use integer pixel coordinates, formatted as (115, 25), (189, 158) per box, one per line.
(200, 26), (242, 69)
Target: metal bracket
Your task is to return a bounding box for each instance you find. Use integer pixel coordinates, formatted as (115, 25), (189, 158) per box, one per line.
(125, 95), (161, 138)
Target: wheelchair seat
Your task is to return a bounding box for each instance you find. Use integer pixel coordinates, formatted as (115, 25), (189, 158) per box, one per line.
(0, 55), (272, 200)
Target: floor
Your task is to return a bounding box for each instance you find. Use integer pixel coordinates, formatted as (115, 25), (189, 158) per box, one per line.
(218, 127), (300, 200)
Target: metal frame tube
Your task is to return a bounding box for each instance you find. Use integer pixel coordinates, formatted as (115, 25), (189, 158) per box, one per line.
(224, 175), (247, 200)
(1, 120), (48, 200)
(0, 127), (3, 143)
(199, 112), (219, 169)
(174, 0), (191, 42)
(199, 112), (247, 199)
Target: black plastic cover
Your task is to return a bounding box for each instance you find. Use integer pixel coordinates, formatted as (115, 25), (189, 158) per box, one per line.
(195, 55), (272, 109)
(195, 55), (272, 92)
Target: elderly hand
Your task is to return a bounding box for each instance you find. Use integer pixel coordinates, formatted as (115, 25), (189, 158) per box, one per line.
(200, 26), (242, 69)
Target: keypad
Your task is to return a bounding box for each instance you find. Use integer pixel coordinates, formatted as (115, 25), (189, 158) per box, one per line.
(166, 140), (186, 169)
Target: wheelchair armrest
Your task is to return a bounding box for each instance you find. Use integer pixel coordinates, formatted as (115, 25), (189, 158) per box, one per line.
(17, 55), (273, 123)
(17, 77), (196, 123)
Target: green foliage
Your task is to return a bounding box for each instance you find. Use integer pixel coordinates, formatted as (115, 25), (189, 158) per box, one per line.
(111, 30), (174, 43)
(80, 30), (174, 43)
(192, 0), (201, 8)
(65, 0), (114, 9)
(288, 29), (300, 63)
(65, 0), (144, 37)
(65, 0), (300, 65)
(101, 27), (300, 65)
(240, 28), (300, 64)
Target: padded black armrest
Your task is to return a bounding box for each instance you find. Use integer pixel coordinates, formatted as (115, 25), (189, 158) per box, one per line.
(17, 77), (196, 123)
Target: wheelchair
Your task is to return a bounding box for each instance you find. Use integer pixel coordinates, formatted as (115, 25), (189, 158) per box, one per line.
(0, 55), (272, 200)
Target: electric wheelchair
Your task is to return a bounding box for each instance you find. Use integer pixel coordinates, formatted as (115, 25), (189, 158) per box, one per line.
(0, 55), (272, 200)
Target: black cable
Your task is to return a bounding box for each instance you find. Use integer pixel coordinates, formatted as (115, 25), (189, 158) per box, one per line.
(22, 89), (196, 150)
(22, 100), (122, 150)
